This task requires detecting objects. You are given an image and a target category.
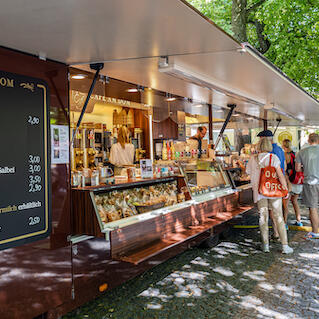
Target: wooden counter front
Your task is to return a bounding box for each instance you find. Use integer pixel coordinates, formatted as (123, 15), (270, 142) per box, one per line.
(72, 179), (253, 265)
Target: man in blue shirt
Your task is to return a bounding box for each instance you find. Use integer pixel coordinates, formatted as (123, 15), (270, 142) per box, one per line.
(257, 130), (287, 238)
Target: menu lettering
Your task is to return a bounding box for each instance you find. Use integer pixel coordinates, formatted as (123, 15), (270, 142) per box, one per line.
(0, 70), (51, 250)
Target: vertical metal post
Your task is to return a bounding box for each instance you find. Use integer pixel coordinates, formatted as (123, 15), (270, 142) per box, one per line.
(214, 104), (236, 150)
(208, 104), (213, 144)
(149, 113), (154, 163)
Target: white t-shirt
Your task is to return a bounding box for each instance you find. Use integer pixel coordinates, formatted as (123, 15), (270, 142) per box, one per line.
(246, 152), (281, 203)
(109, 143), (135, 167)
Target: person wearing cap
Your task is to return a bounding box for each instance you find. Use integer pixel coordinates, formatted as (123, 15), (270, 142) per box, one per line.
(257, 130), (286, 173)
(257, 129), (287, 239)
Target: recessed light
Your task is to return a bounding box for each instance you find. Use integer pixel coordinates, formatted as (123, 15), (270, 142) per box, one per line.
(127, 88), (139, 93)
(71, 74), (87, 80)
(194, 104), (202, 107)
(166, 97), (176, 102)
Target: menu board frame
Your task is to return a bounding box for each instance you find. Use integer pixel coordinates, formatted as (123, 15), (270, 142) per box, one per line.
(0, 70), (51, 250)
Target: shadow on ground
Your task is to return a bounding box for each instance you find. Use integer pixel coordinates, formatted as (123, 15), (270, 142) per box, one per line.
(63, 206), (319, 319)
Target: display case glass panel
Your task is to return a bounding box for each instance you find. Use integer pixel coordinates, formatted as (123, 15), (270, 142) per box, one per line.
(182, 160), (231, 197)
(91, 179), (189, 230)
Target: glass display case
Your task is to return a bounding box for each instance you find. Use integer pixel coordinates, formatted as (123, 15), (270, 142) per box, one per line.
(182, 161), (231, 193)
(180, 160), (234, 203)
(71, 176), (192, 238)
(93, 178), (188, 230)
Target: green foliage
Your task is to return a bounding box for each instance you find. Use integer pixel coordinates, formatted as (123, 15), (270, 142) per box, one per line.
(187, 0), (319, 96)
(258, 0), (319, 94)
(188, 0), (233, 35)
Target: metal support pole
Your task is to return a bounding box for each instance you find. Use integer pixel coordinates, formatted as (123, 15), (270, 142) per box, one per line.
(208, 104), (213, 145)
(71, 63), (104, 144)
(213, 104), (236, 150)
(273, 118), (282, 135)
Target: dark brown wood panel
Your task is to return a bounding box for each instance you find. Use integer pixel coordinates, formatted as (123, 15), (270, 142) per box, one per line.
(117, 204), (253, 265)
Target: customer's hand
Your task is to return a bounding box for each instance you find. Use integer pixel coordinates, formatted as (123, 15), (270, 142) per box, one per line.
(283, 193), (290, 200)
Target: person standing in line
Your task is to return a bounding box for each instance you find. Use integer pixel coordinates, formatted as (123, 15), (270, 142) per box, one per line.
(257, 130), (287, 239)
(247, 138), (293, 254)
(282, 139), (303, 226)
(296, 133), (319, 239)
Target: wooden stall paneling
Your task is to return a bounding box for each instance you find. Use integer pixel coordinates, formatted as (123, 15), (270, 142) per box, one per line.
(71, 190), (103, 237)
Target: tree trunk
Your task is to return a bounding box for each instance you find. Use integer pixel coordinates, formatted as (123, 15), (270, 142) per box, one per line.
(232, 0), (248, 42)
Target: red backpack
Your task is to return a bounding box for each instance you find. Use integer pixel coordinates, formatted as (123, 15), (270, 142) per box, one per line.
(288, 152), (304, 185)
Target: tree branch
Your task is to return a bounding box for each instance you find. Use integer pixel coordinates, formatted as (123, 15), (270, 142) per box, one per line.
(246, 0), (267, 14)
(254, 20), (271, 54)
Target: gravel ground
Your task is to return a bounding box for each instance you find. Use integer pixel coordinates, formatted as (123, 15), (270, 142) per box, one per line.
(63, 204), (319, 319)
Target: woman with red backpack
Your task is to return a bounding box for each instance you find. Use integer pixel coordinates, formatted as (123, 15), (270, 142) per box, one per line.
(282, 139), (303, 227)
(247, 138), (293, 254)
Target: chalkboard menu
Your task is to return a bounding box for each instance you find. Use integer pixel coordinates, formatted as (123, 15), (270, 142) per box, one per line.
(0, 70), (51, 250)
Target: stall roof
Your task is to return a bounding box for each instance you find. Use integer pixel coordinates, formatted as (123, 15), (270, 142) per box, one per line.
(0, 0), (318, 125)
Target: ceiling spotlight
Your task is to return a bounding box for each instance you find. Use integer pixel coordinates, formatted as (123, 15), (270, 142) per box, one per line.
(71, 74), (87, 80)
(166, 93), (176, 102)
(237, 48), (246, 54)
(127, 88), (139, 93)
(158, 56), (169, 68)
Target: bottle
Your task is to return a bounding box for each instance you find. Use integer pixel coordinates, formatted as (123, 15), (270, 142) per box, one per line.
(167, 141), (171, 160)
(171, 141), (175, 160)
(162, 140), (167, 160)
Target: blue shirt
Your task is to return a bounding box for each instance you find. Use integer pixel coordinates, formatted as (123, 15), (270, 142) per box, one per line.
(272, 143), (285, 174)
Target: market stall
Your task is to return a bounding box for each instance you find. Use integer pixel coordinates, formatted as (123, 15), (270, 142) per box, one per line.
(0, 0), (319, 318)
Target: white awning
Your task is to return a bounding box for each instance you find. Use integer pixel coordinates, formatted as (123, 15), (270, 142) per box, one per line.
(1, 0), (318, 125)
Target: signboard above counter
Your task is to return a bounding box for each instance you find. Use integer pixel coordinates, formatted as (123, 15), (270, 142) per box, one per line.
(0, 70), (51, 250)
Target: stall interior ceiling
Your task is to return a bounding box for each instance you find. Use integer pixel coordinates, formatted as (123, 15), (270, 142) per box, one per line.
(70, 66), (293, 129)
(70, 67), (263, 127)
(2, 0), (316, 125)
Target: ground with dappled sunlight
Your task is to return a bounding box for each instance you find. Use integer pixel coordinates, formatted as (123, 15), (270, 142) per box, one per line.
(64, 204), (319, 319)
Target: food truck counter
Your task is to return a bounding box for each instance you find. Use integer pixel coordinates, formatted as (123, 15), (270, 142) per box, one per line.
(71, 160), (253, 266)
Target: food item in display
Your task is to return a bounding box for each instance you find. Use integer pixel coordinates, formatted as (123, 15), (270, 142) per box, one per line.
(107, 208), (122, 222)
(94, 181), (183, 225)
(95, 196), (103, 205)
(177, 192), (185, 203)
(97, 205), (108, 223)
(190, 185), (212, 195)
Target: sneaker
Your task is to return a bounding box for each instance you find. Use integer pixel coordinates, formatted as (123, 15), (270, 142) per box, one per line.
(294, 221), (303, 227)
(282, 245), (293, 254)
(262, 244), (270, 253)
(304, 232), (319, 240)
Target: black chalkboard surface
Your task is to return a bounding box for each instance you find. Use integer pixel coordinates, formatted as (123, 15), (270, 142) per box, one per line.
(0, 70), (51, 250)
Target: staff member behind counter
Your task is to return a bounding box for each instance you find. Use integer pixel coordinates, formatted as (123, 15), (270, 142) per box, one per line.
(109, 126), (135, 174)
(188, 126), (207, 158)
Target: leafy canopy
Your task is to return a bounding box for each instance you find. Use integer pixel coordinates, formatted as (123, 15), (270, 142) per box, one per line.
(187, 0), (319, 96)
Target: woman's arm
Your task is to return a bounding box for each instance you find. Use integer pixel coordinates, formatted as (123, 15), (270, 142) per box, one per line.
(276, 166), (288, 190)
